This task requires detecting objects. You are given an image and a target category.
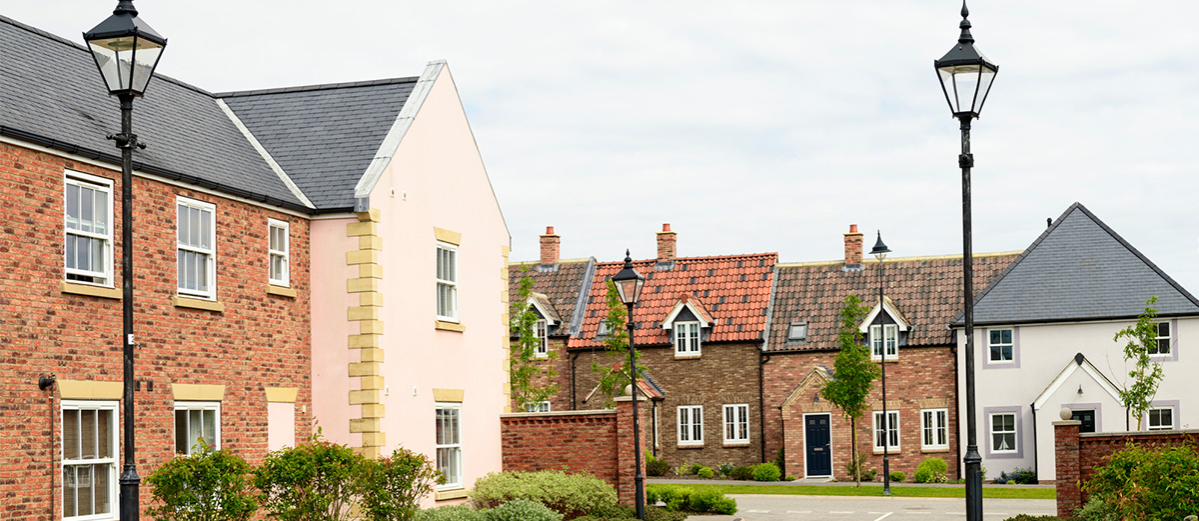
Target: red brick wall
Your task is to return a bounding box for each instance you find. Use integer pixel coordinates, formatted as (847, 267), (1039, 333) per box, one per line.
(510, 336), (574, 413)
(572, 342), (765, 470)
(0, 141), (312, 520)
(765, 346), (959, 480)
(1053, 423), (1199, 518)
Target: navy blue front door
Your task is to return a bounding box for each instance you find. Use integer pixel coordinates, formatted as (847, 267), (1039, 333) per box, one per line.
(805, 414), (832, 476)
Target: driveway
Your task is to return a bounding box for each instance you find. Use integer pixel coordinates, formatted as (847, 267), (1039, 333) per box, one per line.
(687, 495), (1056, 521)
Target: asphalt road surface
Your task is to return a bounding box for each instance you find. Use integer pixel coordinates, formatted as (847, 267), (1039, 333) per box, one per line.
(688, 495), (1057, 521)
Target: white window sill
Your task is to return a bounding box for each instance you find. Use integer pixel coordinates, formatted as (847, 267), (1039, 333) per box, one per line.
(723, 441), (751, 448)
(674, 353), (702, 360)
(61, 280), (121, 300)
(435, 320), (465, 332)
(921, 447), (951, 453)
(435, 488), (468, 501)
(872, 448), (901, 454)
(173, 295), (225, 312)
(676, 443), (705, 449)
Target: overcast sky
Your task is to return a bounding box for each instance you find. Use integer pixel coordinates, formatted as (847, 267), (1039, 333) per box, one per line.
(9, 1), (1199, 295)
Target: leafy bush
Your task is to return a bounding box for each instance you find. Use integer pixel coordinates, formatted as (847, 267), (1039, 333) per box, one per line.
(686, 463), (704, 475)
(914, 457), (949, 484)
(716, 463), (735, 477)
(359, 447), (442, 521)
(889, 471), (906, 482)
(575, 505), (686, 521)
(672, 461), (689, 476)
(686, 489), (724, 512)
(1007, 467), (1036, 484)
(753, 463), (781, 482)
(647, 485), (693, 512)
(645, 452), (670, 477)
(486, 499), (563, 521)
(1000, 516), (1060, 521)
(783, 475), (797, 481)
(470, 470), (617, 519)
(845, 454), (876, 482)
(645, 485), (735, 515)
(253, 437), (368, 521)
(696, 467), (714, 479)
(774, 448), (787, 476)
(145, 447), (258, 521)
(729, 466), (755, 481)
(415, 505), (488, 521)
(1082, 443), (1199, 521)
(1072, 496), (1117, 521)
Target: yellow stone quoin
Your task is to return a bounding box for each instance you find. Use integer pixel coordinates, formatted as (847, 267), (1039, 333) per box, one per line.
(347, 209), (385, 456)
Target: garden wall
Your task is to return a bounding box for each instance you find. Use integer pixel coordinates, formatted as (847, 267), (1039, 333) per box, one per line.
(501, 396), (647, 507)
(1053, 420), (1199, 518)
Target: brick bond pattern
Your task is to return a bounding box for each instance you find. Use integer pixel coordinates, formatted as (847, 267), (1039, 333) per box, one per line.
(1053, 421), (1199, 518)
(0, 141), (312, 520)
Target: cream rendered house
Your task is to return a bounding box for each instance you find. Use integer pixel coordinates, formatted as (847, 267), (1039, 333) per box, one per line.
(221, 61), (511, 502)
(952, 203), (1199, 481)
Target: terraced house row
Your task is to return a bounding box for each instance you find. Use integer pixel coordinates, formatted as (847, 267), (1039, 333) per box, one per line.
(509, 207), (1199, 483)
(1, 13), (509, 520)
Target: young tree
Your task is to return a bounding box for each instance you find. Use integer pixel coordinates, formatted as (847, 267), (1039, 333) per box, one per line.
(509, 266), (559, 411)
(1113, 296), (1165, 431)
(820, 294), (878, 486)
(589, 280), (644, 408)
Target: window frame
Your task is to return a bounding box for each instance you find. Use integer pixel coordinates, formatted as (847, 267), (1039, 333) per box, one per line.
(63, 171), (115, 288)
(988, 328), (1015, 363)
(436, 242), (459, 322)
(1148, 406), (1174, 431)
(869, 324), (899, 360)
(722, 403), (750, 444)
(677, 405), (704, 446)
(533, 319), (549, 358)
(61, 399), (119, 521)
(674, 321), (701, 356)
(787, 321), (808, 342)
(1150, 322), (1171, 356)
(920, 408), (949, 450)
(872, 410), (900, 451)
(989, 412), (1018, 454)
(173, 401), (221, 455)
(176, 196), (218, 300)
(524, 401), (551, 413)
(267, 219), (290, 287)
(435, 402), (463, 490)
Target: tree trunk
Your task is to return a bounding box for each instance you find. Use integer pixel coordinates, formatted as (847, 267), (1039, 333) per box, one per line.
(851, 417), (860, 487)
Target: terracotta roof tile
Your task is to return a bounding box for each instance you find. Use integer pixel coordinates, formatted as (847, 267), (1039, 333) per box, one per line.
(571, 253), (778, 349)
(766, 252), (1021, 352)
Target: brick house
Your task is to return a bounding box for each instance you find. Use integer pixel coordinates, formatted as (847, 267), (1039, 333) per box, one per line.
(2, 11), (510, 517)
(1, 14), (312, 520)
(762, 225), (1019, 480)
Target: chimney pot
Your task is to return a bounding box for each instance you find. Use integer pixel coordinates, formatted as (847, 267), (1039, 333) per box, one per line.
(657, 223), (678, 264)
(540, 226), (561, 266)
(844, 224), (864, 266)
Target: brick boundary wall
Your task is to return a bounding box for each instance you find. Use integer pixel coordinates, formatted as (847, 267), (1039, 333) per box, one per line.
(1053, 420), (1199, 518)
(501, 397), (647, 507)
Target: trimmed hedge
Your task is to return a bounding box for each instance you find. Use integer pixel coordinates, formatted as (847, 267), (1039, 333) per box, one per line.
(470, 471), (617, 519)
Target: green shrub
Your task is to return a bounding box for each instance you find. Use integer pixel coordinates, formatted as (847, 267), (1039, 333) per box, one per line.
(145, 447), (258, 521)
(1082, 443), (1199, 521)
(645, 452), (670, 477)
(716, 463), (735, 477)
(774, 448), (787, 476)
(783, 475), (797, 481)
(914, 457), (948, 484)
(686, 489), (723, 512)
(645, 485), (736, 515)
(696, 466), (714, 479)
(486, 499), (563, 521)
(889, 471), (906, 482)
(999, 516), (1060, 521)
(752, 463), (781, 482)
(575, 506), (686, 521)
(415, 505), (488, 521)
(1072, 496), (1117, 521)
(647, 485), (693, 512)
(359, 447), (442, 521)
(253, 437), (368, 521)
(470, 470), (617, 519)
(712, 497), (737, 515)
(686, 463), (704, 475)
(1007, 467), (1036, 484)
(729, 466), (755, 481)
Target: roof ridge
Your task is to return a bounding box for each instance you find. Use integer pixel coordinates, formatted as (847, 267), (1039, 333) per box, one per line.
(777, 250), (1023, 268)
(214, 77), (421, 98)
(509, 257), (591, 266)
(0, 14), (215, 97)
(597, 252), (779, 266)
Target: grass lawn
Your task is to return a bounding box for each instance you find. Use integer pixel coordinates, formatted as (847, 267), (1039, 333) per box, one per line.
(648, 483), (1055, 500)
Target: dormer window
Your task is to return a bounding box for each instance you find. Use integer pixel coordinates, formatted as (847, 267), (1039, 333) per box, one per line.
(675, 322), (700, 355)
(870, 324), (898, 360)
(859, 296), (909, 361)
(534, 319), (548, 357)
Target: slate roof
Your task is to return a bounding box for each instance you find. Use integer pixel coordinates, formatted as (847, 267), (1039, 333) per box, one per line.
(953, 203), (1199, 325)
(767, 252), (1021, 353)
(571, 253), (778, 349)
(218, 79), (417, 211)
(0, 15), (310, 212)
(508, 258), (596, 337)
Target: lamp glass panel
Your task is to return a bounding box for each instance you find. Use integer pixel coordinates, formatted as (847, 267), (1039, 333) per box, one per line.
(87, 35), (163, 95)
(614, 277), (643, 304)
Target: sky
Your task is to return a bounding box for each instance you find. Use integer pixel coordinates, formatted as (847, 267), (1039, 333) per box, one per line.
(8, 1), (1199, 294)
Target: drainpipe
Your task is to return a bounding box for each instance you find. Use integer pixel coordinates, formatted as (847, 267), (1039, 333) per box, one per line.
(1030, 404), (1038, 483)
(951, 340), (962, 480)
(759, 351), (772, 464)
(570, 352), (580, 410)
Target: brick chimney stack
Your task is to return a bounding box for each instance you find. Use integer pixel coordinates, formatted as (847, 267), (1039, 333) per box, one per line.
(540, 226), (560, 266)
(844, 224), (863, 266)
(657, 223), (677, 264)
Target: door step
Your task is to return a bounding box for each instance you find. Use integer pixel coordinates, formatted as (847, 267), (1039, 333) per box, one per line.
(798, 476), (835, 483)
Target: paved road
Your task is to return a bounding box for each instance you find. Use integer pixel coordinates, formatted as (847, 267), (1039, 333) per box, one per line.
(687, 495), (1056, 521)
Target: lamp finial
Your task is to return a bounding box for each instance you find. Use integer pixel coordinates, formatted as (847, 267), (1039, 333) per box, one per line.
(958, 1), (974, 44)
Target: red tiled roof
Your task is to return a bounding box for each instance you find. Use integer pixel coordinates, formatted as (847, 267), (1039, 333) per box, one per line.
(765, 252), (1022, 352)
(570, 253), (778, 349)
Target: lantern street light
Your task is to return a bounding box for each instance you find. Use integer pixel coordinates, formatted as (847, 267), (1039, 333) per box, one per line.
(933, 3), (996, 521)
(83, 2), (166, 521)
(611, 251), (646, 520)
(870, 232), (892, 496)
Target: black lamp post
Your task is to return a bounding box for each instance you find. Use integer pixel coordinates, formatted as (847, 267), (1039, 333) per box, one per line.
(870, 232), (892, 496)
(83, 2), (166, 521)
(933, 3), (997, 521)
(611, 251), (646, 520)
